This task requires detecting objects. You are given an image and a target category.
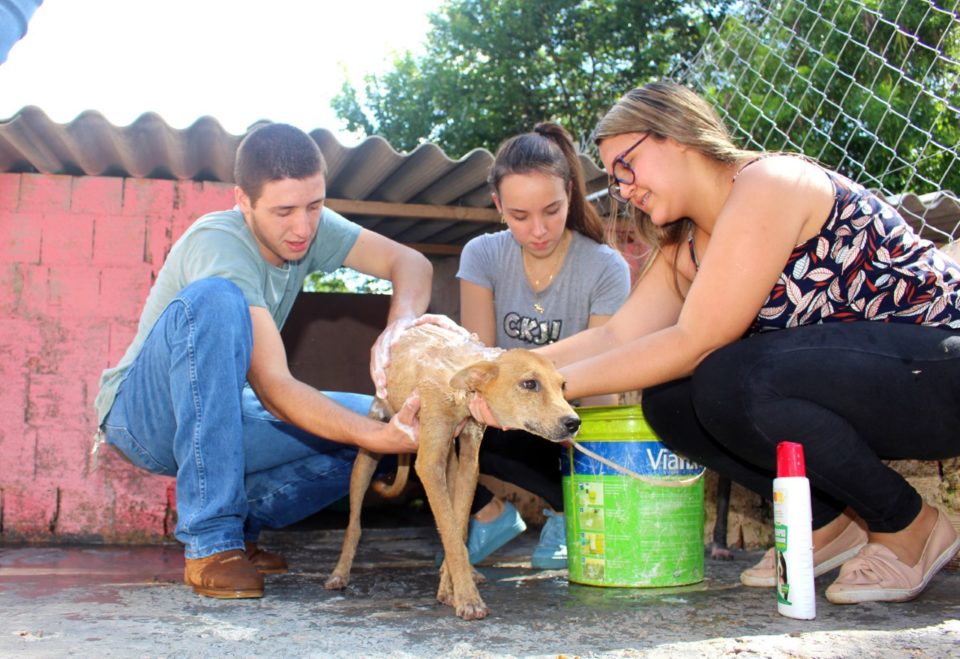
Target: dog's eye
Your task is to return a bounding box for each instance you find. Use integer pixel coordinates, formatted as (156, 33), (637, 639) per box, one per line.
(521, 379), (540, 392)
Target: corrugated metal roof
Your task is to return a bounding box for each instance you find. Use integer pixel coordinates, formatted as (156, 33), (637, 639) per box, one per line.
(885, 190), (960, 245)
(0, 106), (609, 251)
(1, 105), (957, 248)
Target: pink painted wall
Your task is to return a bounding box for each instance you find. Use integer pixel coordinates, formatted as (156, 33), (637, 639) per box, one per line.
(0, 172), (235, 543)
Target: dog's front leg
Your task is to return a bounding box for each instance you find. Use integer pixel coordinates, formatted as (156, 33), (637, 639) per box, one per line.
(324, 448), (381, 590)
(438, 419), (487, 599)
(416, 417), (488, 620)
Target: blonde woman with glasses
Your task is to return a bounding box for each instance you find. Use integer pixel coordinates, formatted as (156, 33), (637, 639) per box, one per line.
(475, 81), (960, 605)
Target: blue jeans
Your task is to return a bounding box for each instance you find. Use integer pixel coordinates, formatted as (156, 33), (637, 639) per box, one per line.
(102, 278), (373, 559)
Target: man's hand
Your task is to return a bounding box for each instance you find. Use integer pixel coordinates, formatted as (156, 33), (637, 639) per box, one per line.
(361, 390), (421, 454)
(413, 313), (472, 338)
(371, 314), (473, 400)
(389, 390), (421, 446)
(370, 316), (417, 400)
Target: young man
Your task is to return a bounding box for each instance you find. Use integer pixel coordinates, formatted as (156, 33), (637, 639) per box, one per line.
(94, 123), (431, 599)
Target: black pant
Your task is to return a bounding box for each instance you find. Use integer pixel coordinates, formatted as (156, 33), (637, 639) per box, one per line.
(471, 428), (564, 514)
(642, 322), (960, 533)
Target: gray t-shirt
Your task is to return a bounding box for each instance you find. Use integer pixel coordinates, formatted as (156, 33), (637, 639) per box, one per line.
(457, 230), (630, 349)
(94, 206), (361, 425)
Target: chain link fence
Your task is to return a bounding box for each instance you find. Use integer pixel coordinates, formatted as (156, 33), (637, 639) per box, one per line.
(674, 0), (960, 243)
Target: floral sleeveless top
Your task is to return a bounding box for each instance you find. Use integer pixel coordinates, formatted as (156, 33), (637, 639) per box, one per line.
(698, 164), (960, 334)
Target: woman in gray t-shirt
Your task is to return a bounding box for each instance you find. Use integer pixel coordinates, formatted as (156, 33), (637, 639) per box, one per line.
(455, 122), (630, 569)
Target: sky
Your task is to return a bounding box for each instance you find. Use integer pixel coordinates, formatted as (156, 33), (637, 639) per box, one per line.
(0, 0), (444, 144)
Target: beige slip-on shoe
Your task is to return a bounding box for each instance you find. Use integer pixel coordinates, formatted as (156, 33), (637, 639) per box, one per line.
(825, 509), (960, 604)
(741, 516), (868, 588)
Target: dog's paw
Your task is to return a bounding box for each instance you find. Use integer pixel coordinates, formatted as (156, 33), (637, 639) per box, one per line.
(707, 543), (734, 561)
(455, 597), (489, 621)
(323, 574), (350, 590)
(437, 582), (454, 606)
(471, 568), (486, 584)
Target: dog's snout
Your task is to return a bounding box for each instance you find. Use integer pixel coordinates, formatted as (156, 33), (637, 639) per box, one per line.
(563, 415), (581, 435)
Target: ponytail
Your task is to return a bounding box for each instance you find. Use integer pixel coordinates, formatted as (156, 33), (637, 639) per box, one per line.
(488, 122), (608, 245)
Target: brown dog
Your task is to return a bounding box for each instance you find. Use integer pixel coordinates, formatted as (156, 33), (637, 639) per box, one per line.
(323, 322), (580, 620)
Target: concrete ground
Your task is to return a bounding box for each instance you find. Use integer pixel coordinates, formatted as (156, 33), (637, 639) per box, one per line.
(2, 514), (959, 658)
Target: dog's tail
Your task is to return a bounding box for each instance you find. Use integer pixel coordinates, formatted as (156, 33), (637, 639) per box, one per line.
(370, 455), (411, 498)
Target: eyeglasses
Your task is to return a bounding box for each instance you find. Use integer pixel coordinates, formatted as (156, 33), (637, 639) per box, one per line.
(607, 133), (650, 204)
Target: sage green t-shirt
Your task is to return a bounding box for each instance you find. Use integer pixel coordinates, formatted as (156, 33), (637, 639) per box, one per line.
(94, 206), (361, 426)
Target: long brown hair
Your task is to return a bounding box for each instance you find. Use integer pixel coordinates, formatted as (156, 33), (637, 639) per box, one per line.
(488, 122), (607, 245)
(595, 81), (756, 256)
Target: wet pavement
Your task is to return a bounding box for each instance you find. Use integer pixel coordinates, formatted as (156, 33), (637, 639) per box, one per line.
(2, 521), (959, 658)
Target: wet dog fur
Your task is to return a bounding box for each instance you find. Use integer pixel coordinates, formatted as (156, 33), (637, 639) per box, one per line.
(323, 323), (580, 620)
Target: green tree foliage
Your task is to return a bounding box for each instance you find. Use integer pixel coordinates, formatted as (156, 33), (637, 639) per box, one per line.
(687, 0), (960, 195)
(334, 0), (731, 156)
(303, 268), (392, 294)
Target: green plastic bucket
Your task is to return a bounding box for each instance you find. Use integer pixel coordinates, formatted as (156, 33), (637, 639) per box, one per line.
(563, 405), (705, 587)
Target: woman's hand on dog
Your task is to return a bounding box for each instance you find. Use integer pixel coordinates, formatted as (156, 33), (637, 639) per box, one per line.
(468, 392), (502, 428)
(452, 393), (504, 437)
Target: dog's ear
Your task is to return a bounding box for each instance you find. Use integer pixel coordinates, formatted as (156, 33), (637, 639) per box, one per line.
(449, 361), (499, 392)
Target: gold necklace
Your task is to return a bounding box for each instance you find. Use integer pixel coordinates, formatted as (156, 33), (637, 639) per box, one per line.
(523, 231), (570, 314)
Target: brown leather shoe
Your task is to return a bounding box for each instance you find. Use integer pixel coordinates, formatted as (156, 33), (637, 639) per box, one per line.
(245, 542), (289, 574)
(184, 549), (264, 599)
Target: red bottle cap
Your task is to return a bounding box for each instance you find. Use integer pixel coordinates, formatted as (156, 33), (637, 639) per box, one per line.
(777, 441), (806, 478)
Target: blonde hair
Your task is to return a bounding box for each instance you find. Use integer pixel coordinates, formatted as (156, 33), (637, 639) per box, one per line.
(595, 81), (756, 259)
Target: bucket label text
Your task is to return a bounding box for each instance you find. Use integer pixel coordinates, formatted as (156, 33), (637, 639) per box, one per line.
(569, 441), (704, 477)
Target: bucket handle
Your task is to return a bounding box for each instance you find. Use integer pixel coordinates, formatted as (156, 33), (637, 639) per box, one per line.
(571, 441), (705, 487)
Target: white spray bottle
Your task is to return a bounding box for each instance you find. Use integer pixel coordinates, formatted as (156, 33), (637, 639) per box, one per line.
(773, 441), (816, 620)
